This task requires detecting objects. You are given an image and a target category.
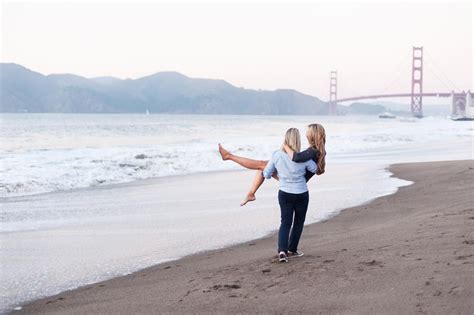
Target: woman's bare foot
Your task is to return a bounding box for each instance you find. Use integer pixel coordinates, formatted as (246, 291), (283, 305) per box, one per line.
(218, 143), (231, 161)
(240, 193), (256, 206)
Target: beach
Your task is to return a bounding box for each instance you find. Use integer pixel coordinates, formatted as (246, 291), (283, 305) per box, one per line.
(15, 160), (474, 314)
(3, 1), (473, 313)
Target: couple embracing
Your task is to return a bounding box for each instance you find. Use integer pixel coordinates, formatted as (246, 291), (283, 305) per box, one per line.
(218, 124), (326, 263)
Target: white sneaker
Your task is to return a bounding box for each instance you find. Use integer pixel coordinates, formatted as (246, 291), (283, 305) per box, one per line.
(288, 250), (304, 257)
(278, 251), (288, 263)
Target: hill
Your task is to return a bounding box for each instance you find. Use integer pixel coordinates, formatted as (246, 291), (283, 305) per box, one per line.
(0, 63), (329, 115)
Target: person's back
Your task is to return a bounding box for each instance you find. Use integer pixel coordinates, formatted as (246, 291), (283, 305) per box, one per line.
(262, 150), (317, 194)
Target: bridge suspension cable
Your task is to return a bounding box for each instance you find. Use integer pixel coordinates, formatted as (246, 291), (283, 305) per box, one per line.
(424, 49), (460, 91)
(338, 74), (365, 101)
(378, 52), (412, 95)
(425, 62), (455, 92)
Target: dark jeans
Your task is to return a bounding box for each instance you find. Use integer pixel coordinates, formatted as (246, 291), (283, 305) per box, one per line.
(277, 190), (309, 253)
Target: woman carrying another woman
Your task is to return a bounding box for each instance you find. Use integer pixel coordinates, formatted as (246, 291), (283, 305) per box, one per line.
(218, 124), (326, 262)
(218, 123), (326, 206)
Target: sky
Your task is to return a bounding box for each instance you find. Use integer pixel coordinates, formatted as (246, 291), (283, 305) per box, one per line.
(1, 0), (472, 103)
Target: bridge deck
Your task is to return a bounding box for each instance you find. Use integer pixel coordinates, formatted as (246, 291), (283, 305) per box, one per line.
(336, 92), (465, 103)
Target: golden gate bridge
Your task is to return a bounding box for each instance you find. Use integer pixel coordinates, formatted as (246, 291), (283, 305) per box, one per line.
(327, 47), (472, 118)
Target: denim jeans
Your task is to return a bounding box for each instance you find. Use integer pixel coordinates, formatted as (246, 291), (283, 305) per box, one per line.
(277, 190), (309, 253)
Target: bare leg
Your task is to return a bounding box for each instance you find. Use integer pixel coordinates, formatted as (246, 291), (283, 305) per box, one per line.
(241, 169), (279, 206)
(241, 170), (264, 206)
(218, 144), (274, 206)
(218, 144), (267, 170)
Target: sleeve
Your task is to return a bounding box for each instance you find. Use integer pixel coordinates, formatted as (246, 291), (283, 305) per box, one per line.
(262, 153), (277, 179)
(305, 160), (318, 174)
(292, 148), (318, 163)
(304, 171), (315, 182)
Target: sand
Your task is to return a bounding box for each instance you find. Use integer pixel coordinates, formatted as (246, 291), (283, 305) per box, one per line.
(15, 160), (474, 314)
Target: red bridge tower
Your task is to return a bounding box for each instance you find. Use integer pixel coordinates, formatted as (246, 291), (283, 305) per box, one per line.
(411, 47), (424, 118)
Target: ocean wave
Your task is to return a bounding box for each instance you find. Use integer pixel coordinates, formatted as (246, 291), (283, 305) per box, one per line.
(0, 115), (472, 198)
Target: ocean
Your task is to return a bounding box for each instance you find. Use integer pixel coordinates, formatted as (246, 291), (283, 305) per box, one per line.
(0, 113), (472, 312)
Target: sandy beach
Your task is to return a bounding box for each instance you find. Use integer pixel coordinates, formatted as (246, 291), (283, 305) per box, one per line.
(15, 160), (474, 314)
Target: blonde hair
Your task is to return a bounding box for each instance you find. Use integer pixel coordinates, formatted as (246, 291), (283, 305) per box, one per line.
(306, 124), (326, 175)
(282, 128), (301, 153)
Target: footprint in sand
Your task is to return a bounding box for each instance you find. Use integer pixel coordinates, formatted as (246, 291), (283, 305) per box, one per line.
(182, 290), (192, 299)
(360, 260), (384, 267)
(210, 284), (241, 291)
(448, 286), (462, 295)
(266, 282), (279, 289)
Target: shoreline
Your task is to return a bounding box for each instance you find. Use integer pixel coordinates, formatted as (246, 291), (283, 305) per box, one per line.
(13, 160), (474, 314)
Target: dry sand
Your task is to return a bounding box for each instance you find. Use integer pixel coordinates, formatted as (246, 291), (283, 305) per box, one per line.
(16, 160), (474, 314)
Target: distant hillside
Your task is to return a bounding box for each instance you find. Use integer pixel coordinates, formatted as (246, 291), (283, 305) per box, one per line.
(1, 63), (332, 115)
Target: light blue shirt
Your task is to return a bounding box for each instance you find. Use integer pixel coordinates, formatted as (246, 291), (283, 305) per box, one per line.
(262, 150), (317, 194)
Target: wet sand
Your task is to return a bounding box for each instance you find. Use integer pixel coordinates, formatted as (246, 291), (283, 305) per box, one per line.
(16, 160), (474, 314)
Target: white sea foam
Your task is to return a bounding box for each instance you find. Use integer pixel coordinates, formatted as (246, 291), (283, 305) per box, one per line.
(1, 114), (472, 197)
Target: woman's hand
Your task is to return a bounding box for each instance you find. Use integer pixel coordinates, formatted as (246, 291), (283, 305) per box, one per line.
(283, 144), (294, 160)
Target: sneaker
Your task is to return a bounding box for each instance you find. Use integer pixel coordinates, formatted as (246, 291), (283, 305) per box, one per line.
(278, 251), (289, 263)
(288, 250), (304, 257)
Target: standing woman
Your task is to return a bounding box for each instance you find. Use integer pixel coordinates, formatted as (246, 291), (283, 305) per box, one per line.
(262, 128), (318, 263)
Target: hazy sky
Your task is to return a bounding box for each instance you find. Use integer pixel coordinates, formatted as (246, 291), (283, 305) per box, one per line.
(1, 0), (472, 102)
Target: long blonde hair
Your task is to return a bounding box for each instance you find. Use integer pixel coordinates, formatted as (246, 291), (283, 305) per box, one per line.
(282, 128), (301, 153)
(306, 124), (326, 175)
